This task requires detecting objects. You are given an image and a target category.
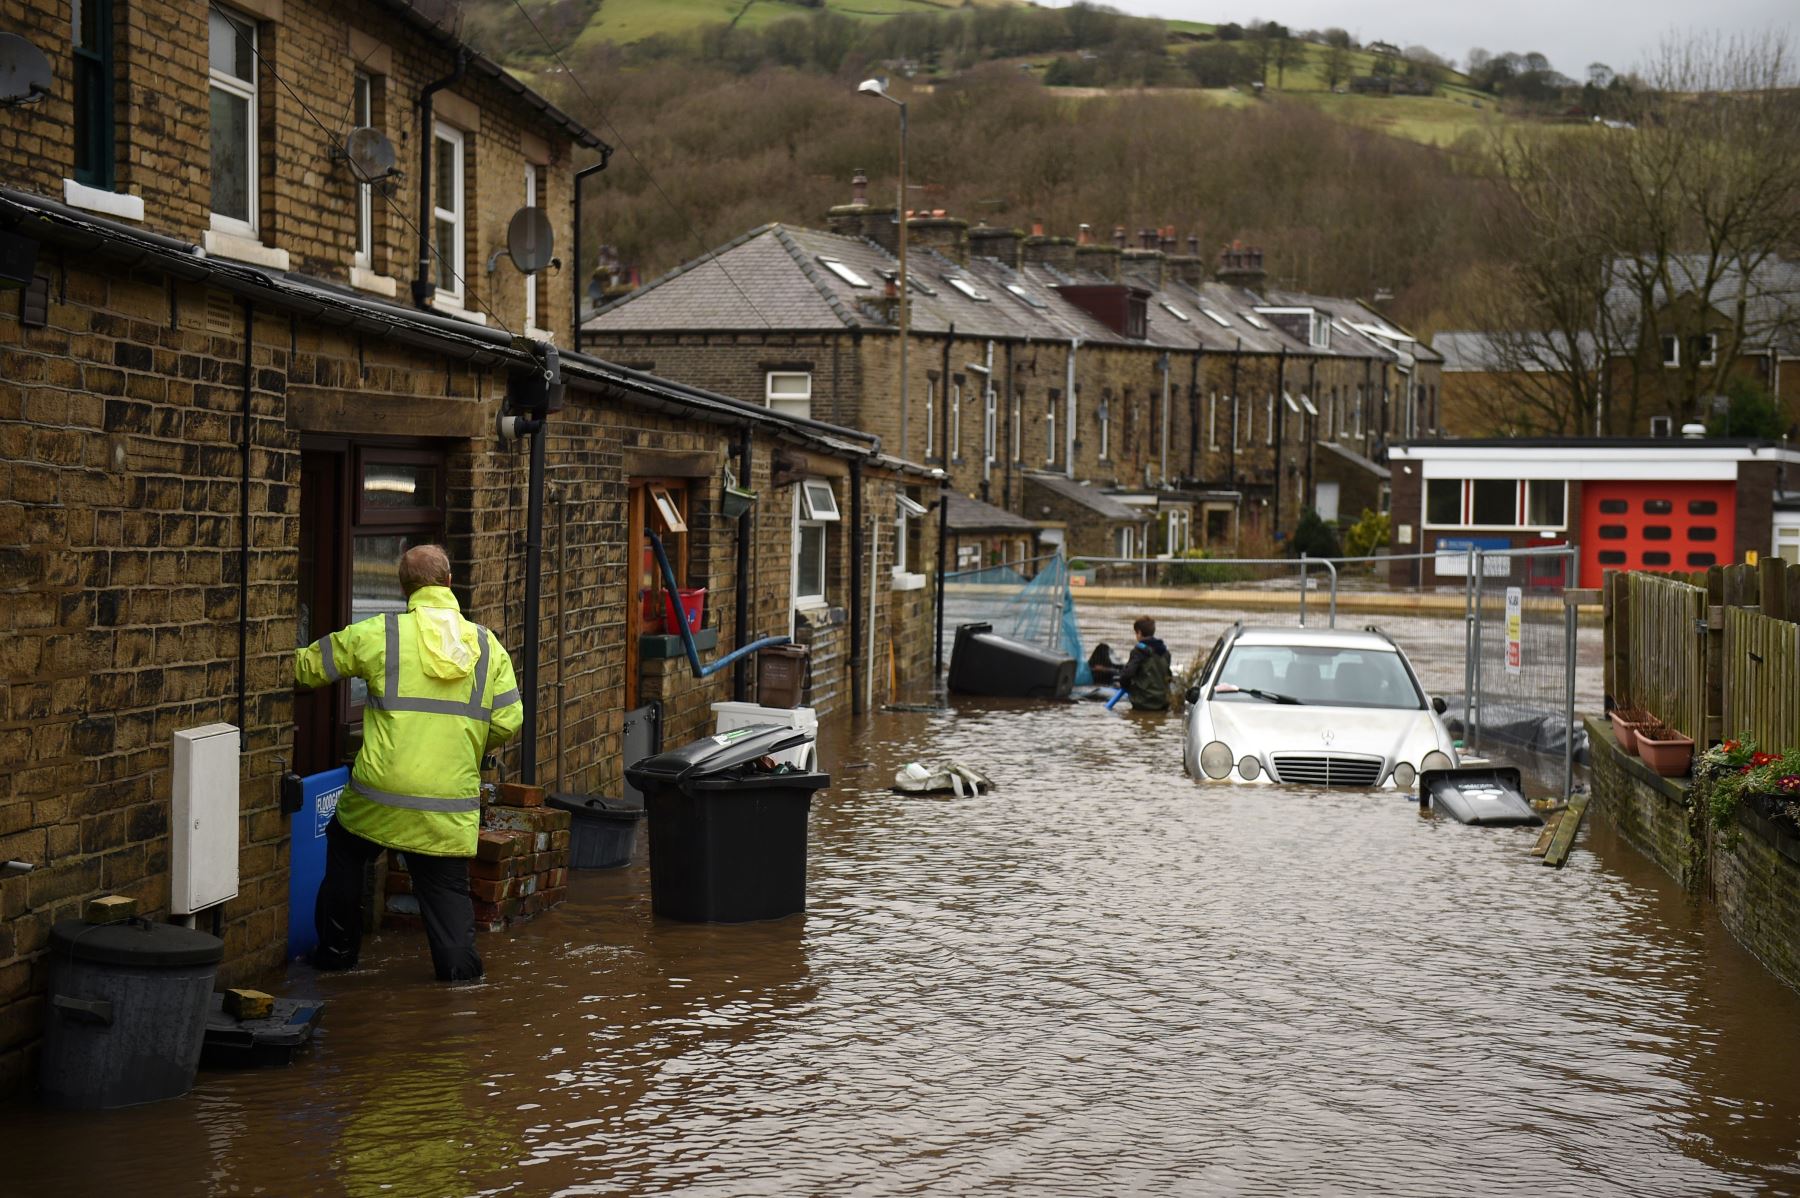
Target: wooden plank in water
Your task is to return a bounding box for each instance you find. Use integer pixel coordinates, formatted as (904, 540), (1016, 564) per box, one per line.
(1530, 811), (1562, 857)
(1543, 792), (1590, 869)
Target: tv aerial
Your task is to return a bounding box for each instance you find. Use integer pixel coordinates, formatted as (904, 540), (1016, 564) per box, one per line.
(0, 34), (52, 107)
(487, 206), (559, 275)
(332, 126), (402, 195)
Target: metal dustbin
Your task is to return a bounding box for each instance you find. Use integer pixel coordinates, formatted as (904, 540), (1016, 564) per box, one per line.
(40, 918), (224, 1108)
(625, 724), (829, 923)
(547, 793), (645, 869)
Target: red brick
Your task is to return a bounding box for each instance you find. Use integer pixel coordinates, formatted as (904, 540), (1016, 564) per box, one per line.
(497, 783), (545, 808)
(474, 829), (531, 862)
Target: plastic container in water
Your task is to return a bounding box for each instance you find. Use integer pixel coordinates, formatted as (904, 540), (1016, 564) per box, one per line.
(200, 994), (324, 1068)
(547, 793), (645, 869)
(40, 919), (224, 1108)
(625, 724), (829, 923)
(756, 645), (809, 709)
(948, 622), (1076, 700)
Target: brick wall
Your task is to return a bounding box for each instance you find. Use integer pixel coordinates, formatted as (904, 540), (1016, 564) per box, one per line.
(1589, 716), (1800, 991)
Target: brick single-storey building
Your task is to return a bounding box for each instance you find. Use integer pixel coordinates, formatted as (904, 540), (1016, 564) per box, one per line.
(1387, 437), (1800, 588)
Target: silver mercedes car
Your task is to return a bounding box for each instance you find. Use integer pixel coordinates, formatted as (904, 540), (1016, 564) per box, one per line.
(1182, 624), (1460, 789)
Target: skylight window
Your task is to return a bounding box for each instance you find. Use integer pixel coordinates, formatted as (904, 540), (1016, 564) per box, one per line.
(1159, 301), (1192, 322)
(818, 256), (871, 288)
(1240, 310), (1269, 330)
(1005, 282), (1047, 309)
(1202, 309), (1232, 328)
(945, 276), (989, 301)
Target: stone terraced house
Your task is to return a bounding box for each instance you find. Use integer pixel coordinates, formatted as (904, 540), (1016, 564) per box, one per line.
(0, 0), (937, 1092)
(581, 175), (1442, 563)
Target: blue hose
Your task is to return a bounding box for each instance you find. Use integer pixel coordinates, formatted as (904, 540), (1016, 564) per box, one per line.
(1106, 688), (1128, 710)
(649, 531), (791, 679)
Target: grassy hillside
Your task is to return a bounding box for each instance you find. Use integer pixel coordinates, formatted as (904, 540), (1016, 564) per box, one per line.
(563, 0), (1020, 48)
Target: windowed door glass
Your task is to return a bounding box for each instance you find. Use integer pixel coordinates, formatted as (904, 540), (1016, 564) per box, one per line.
(209, 88), (251, 222)
(797, 524), (826, 600)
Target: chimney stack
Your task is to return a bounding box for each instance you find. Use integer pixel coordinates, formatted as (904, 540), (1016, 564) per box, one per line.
(908, 209), (970, 266)
(968, 221), (1024, 270)
(827, 168), (897, 251)
(1216, 239), (1268, 289)
(1167, 230), (1208, 288)
(1022, 222), (1077, 272)
(1123, 227), (1167, 289)
(1079, 222), (1124, 280)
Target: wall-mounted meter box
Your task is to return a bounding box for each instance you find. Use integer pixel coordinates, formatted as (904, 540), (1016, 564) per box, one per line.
(172, 723), (240, 915)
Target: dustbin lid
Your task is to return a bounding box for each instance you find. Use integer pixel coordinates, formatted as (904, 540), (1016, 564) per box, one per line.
(50, 919), (225, 968)
(624, 723), (814, 787)
(547, 792), (645, 819)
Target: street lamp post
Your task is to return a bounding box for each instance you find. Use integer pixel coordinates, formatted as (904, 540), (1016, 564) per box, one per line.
(858, 77), (909, 458)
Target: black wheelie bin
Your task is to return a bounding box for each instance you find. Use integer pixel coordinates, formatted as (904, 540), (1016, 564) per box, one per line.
(948, 621), (1076, 699)
(624, 724), (830, 923)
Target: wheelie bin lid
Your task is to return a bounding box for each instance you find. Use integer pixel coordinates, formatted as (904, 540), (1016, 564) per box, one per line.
(624, 723), (815, 788)
(50, 919), (225, 968)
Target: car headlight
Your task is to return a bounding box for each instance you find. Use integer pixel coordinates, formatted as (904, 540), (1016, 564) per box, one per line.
(1200, 741), (1234, 780)
(1391, 762), (1418, 790)
(1237, 755), (1262, 781)
(1421, 750), (1454, 774)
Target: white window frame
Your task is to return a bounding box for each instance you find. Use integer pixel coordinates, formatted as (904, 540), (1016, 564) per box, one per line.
(523, 162), (542, 333)
(1160, 300), (1191, 322)
(1208, 391), (1219, 450)
(794, 518), (829, 609)
(946, 276), (989, 301)
(353, 71), (373, 268)
(818, 256), (871, 288)
(951, 383), (962, 459)
(1695, 333), (1718, 367)
(1421, 478), (1570, 531)
(431, 121), (466, 308)
(1098, 398), (1110, 461)
(984, 384), (997, 466)
(1116, 526), (1132, 558)
(1231, 393), (1240, 450)
(1266, 394), (1275, 445)
(799, 478), (841, 522)
(1046, 397), (1057, 464)
(208, 7), (258, 238)
(893, 497), (927, 590)
(924, 380), (936, 458)
(766, 371), (812, 420)
(1661, 334), (1680, 367)
(1012, 393), (1022, 463)
(1202, 308), (1232, 328)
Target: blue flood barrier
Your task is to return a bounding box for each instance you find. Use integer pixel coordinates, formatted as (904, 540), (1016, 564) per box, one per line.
(287, 766), (348, 960)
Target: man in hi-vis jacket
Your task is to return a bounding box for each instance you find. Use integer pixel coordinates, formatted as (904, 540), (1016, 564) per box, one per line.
(296, 544), (522, 981)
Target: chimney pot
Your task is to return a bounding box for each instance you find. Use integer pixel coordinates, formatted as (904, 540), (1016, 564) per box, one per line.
(1078, 223), (1094, 246)
(1031, 219), (1046, 237)
(1187, 234), (1200, 255)
(1112, 225), (1127, 249)
(851, 169), (868, 207)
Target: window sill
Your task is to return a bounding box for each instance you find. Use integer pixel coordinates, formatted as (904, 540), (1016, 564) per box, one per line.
(432, 299), (488, 327)
(890, 571), (927, 592)
(526, 326), (556, 343)
(793, 596), (830, 613)
(203, 228), (291, 272)
(349, 266), (399, 298)
(63, 179), (144, 222)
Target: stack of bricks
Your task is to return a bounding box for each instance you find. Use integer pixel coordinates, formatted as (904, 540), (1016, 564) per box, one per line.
(383, 783), (571, 934)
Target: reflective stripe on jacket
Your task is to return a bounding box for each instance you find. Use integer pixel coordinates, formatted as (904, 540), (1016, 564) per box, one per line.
(295, 586), (523, 857)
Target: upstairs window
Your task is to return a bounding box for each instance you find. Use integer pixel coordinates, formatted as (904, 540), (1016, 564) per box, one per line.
(924, 379), (936, 459)
(209, 7), (259, 236)
(1660, 334), (1680, 367)
(1098, 397), (1111, 460)
(1688, 333), (1717, 367)
(73, 0), (115, 189)
(766, 371), (812, 420)
(431, 122), (465, 305)
(1046, 392), (1058, 464)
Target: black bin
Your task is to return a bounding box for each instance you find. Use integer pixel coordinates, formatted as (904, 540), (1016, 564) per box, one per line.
(40, 919), (223, 1108)
(948, 621), (1076, 700)
(548, 793), (645, 869)
(625, 724), (829, 923)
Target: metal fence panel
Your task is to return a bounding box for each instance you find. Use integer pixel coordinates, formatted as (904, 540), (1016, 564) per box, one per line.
(1470, 546), (1579, 797)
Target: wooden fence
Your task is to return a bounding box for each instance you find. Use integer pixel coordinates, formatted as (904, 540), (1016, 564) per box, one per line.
(1606, 557), (1800, 750)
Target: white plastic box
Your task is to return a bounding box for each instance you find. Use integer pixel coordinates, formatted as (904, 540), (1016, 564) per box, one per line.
(710, 701), (819, 771)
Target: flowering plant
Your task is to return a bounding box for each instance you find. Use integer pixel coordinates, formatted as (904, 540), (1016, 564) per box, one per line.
(1695, 737), (1800, 831)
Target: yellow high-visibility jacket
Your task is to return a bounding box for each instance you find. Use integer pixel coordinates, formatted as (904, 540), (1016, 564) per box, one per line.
(295, 586), (522, 857)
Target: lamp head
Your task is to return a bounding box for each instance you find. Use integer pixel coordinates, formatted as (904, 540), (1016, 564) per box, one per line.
(857, 77), (887, 97)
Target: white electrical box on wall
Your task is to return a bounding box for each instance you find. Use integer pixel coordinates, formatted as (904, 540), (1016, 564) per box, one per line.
(171, 723), (240, 915)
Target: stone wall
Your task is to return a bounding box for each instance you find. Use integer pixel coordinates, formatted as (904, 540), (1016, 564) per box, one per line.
(1588, 717), (1800, 991)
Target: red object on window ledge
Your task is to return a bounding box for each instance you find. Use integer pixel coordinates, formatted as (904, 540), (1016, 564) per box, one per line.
(664, 587), (706, 635)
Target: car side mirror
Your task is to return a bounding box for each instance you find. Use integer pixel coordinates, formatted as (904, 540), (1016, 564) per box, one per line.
(1184, 686), (1200, 705)
(1432, 696), (1447, 715)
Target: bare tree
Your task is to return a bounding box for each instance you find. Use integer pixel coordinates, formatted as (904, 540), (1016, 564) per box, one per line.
(1322, 42), (1351, 91)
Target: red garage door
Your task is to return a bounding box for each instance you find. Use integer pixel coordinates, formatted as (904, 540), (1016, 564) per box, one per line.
(1582, 481), (1735, 586)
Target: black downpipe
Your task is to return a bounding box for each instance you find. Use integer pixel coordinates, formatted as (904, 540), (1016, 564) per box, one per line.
(517, 415), (547, 784)
(571, 155), (612, 337)
(1274, 346), (1286, 535)
(1187, 349), (1200, 479)
(1002, 341), (1015, 510)
(412, 51), (469, 309)
(733, 425), (753, 702)
(1228, 341), (1241, 489)
(934, 474), (948, 682)
(940, 326), (953, 482)
(849, 459), (864, 716)
(238, 300), (252, 749)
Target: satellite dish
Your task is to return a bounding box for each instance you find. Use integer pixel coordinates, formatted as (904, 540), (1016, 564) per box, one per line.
(339, 126), (398, 185)
(507, 207), (555, 274)
(0, 34), (53, 107)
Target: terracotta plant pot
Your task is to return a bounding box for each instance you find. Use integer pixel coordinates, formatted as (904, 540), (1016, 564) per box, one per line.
(1609, 708), (1650, 756)
(1635, 726), (1695, 778)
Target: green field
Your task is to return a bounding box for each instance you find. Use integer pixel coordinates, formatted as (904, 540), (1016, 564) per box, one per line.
(565, 0), (1015, 47)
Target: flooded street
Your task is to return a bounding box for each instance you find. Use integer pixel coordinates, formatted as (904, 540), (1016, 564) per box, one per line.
(9, 654), (1800, 1194)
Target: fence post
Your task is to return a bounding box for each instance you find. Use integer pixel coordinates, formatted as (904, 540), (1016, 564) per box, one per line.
(1299, 553), (1308, 627)
(1323, 558), (1338, 628)
(1564, 547), (1576, 800)
(1471, 548), (1485, 756)
(1462, 546), (1476, 739)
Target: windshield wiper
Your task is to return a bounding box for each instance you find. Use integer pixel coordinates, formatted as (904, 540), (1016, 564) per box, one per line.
(1216, 685), (1304, 705)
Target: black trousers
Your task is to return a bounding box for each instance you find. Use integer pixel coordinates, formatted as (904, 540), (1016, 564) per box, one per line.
(312, 816), (483, 982)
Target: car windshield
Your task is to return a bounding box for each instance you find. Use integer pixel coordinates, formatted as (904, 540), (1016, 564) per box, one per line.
(1213, 644), (1422, 710)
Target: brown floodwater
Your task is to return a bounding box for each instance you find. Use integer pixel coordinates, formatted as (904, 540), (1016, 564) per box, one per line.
(7, 626), (1800, 1195)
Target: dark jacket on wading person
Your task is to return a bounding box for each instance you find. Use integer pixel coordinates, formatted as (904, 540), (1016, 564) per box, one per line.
(295, 545), (523, 981)
(1119, 616), (1172, 711)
